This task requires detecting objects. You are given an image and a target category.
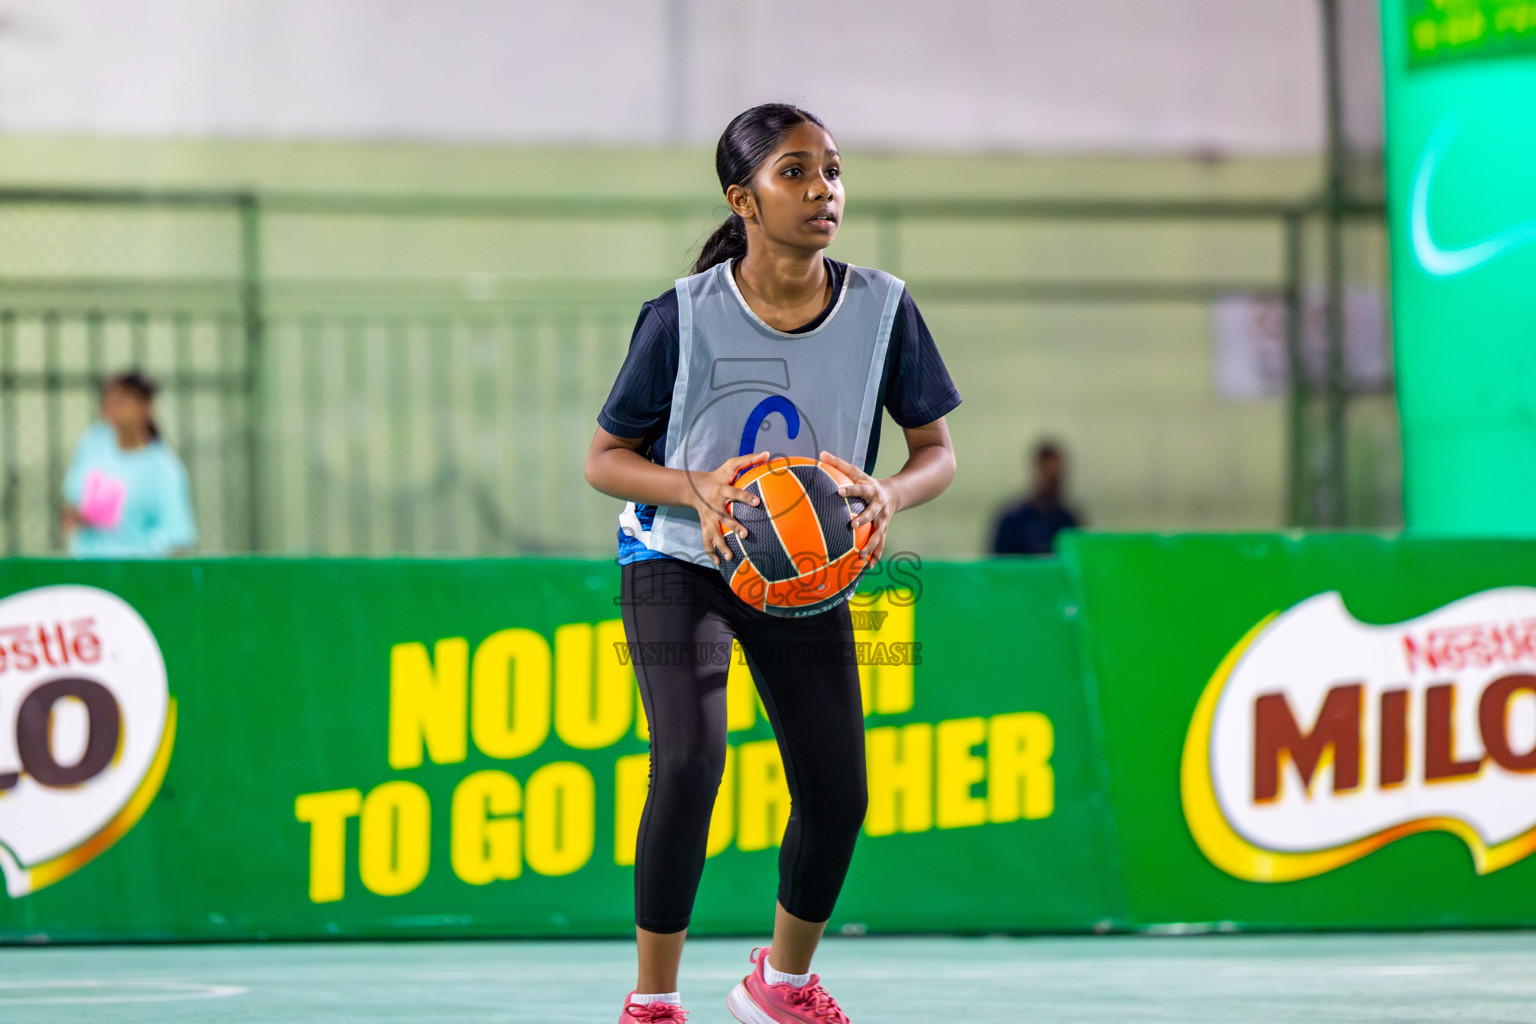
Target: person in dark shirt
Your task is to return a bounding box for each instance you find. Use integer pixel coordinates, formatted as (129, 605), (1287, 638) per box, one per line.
(992, 440), (1084, 555)
(584, 103), (960, 1023)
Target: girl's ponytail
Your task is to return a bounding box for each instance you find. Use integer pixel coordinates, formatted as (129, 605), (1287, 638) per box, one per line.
(690, 103), (827, 275)
(692, 212), (749, 274)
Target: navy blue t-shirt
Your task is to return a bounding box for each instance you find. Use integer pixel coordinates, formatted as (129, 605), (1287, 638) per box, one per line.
(597, 259), (961, 563)
(992, 499), (1082, 556)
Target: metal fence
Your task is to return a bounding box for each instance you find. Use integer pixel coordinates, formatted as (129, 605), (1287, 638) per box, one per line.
(0, 188), (1388, 556)
(0, 190), (258, 554)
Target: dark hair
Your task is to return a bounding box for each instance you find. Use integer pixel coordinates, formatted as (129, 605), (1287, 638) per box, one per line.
(1033, 440), (1063, 462)
(105, 369), (161, 441)
(692, 103), (829, 274)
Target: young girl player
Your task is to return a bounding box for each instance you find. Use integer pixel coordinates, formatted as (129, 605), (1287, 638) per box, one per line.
(584, 103), (961, 1023)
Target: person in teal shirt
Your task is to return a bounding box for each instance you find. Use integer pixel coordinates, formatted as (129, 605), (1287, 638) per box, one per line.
(61, 371), (197, 557)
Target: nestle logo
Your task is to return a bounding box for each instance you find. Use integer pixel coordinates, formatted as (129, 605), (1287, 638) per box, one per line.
(1402, 619), (1536, 675)
(0, 619), (102, 675)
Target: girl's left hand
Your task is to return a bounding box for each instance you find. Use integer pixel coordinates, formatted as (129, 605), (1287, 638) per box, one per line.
(819, 450), (899, 564)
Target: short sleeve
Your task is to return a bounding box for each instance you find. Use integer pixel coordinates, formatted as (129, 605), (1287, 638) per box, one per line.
(883, 290), (961, 428)
(596, 293), (680, 443)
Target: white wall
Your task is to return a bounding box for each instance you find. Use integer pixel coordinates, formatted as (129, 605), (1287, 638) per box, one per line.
(0, 0), (1332, 153)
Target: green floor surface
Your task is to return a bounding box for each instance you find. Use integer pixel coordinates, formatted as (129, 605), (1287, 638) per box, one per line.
(2, 932), (1534, 1023)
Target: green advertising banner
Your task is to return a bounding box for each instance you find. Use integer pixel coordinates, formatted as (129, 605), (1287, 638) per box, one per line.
(1065, 532), (1536, 929)
(6, 537), (1536, 943)
(0, 558), (1116, 942)
(1383, 0), (1536, 533)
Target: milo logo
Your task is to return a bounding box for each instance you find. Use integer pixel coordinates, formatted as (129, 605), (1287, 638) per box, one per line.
(1183, 587), (1536, 882)
(0, 586), (175, 897)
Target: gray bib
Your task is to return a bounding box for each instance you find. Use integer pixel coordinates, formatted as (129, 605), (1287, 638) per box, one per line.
(637, 259), (904, 566)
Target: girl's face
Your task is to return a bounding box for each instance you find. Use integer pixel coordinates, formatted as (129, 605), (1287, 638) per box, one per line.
(102, 385), (151, 434)
(732, 122), (844, 253)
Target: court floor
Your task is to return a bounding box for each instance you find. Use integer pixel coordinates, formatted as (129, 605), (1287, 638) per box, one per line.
(2, 931), (1535, 1023)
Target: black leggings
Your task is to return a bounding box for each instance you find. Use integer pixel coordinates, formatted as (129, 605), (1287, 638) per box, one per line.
(620, 556), (868, 934)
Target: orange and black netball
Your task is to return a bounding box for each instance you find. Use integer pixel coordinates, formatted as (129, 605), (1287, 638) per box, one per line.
(718, 456), (872, 617)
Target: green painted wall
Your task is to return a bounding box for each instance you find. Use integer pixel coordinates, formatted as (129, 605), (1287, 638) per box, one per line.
(0, 136), (1381, 557)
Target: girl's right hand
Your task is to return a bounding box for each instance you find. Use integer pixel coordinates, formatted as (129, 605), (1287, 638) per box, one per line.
(691, 451), (770, 566)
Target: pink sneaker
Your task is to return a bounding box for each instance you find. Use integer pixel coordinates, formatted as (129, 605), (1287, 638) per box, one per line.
(619, 993), (688, 1022)
(727, 948), (851, 1023)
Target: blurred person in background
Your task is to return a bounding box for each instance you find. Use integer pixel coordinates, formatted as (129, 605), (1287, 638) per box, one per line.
(991, 439), (1083, 556)
(60, 370), (197, 557)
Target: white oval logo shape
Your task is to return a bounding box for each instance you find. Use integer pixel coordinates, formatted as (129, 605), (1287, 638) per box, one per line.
(1184, 587), (1536, 882)
(0, 585), (175, 896)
